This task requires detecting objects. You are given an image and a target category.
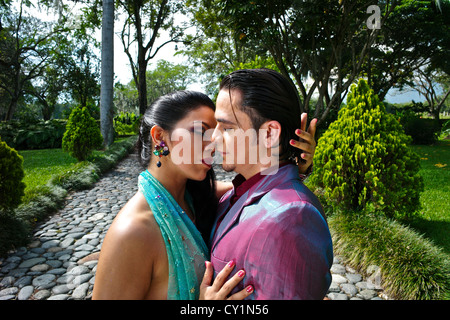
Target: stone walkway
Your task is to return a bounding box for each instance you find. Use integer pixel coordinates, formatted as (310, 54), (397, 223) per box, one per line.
(0, 154), (388, 300)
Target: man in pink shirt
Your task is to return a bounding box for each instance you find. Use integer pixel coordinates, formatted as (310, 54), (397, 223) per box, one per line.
(209, 69), (333, 299)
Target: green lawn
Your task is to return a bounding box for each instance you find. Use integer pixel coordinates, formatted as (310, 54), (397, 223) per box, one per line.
(19, 148), (77, 196)
(409, 140), (450, 256)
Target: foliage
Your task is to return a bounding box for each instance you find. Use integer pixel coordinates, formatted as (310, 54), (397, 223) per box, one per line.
(329, 211), (449, 300)
(309, 79), (423, 218)
(0, 0), (101, 121)
(62, 106), (103, 161)
(0, 1), (68, 121)
(365, 0), (450, 101)
(201, 0), (391, 124)
(146, 60), (193, 103)
(397, 112), (440, 145)
(0, 137), (26, 213)
(182, 0), (268, 96)
(0, 119), (67, 150)
(438, 120), (450, 140)
(113, 112), (140, 136)
(0, 212), (30, 258)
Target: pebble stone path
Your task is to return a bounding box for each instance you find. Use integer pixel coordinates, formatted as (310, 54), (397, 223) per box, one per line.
(0, 153), (388, 300)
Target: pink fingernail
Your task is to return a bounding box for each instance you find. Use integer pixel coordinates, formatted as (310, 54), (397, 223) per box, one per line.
(227, 260), (235, 268)
(296, 129), (302, 135)
(237, 270), (245, 277)
(246, 285), (254, 293)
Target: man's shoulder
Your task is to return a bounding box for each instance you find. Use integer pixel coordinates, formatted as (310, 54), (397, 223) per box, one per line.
(259, 178), (323, 213)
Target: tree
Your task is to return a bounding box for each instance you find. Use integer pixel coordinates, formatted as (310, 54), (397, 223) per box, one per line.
(146, 59), (193, 102)
(100, 0), (115, 147)
(309, 79), (423, 218)
(113, 60), (192, 113)
(182, 0), (267, 95)
(413, 67), (450, 120)
(364, 0), (450, 101)
(0, 0), (65, 120)
(118, 0), (187, 115)
(197, 0), (397, 126)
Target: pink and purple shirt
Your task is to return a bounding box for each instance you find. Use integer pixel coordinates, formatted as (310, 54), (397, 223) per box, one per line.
(209, 164), (333, 300)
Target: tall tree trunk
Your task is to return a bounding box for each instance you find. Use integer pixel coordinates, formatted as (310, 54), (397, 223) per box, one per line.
(137, 52), (148, 115)
(100, 0), (115, 147)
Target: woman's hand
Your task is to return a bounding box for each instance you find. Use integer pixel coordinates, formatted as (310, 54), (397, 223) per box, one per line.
(199, 260), (254, 300)
(290, 113), (317, 174)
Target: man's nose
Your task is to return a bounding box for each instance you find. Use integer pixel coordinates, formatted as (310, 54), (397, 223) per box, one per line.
(211, 125), (221, 143)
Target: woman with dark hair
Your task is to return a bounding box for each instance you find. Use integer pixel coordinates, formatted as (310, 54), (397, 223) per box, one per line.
(92, 88), (316, 300)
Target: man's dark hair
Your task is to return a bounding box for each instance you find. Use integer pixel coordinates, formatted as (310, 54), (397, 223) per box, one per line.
(219, 68), (302, 163)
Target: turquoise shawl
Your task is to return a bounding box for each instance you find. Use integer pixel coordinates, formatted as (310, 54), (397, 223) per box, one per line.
(138, 170), (209, 300)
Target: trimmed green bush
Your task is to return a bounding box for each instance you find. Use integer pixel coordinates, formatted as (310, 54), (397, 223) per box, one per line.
(397, 110), (440, 145)
(0, 137), (26, 213)
(309, 79), (424, 218)
(329, 212), (449, 300)
(62, 107), (103, 161)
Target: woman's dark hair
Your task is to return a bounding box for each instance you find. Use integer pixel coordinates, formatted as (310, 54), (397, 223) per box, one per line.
(219, 68), (302, 163)
(136, 90), (218, 244)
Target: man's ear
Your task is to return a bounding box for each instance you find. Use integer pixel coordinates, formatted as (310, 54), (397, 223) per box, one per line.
(260, 120), (281, 148)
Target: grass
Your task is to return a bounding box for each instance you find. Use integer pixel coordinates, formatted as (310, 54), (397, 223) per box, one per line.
(409, 140), (450, 257)
(18, 137), (136, 201)
(19, 149), (77, 199)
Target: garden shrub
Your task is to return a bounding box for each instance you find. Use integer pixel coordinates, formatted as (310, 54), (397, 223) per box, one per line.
(0, 214), (30, 258)
(62, 106), (103, 161)
(0, 137), (26, 213)
(113, 112), (140, 136)
(329, 212), (449, 300)
(0, 120), (67, 150)
(397, 110), (440, 145)
(309, 79), (423, 218)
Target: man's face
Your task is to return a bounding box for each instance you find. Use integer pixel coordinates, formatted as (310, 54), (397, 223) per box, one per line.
(212, 89), (261, 178)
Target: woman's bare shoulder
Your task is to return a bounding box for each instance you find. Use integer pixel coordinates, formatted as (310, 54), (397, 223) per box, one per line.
(93, 192), (164, 299)
(105, 191), (161, 246)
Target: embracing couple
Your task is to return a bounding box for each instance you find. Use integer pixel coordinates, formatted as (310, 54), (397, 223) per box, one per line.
(92, 68), (333, 300)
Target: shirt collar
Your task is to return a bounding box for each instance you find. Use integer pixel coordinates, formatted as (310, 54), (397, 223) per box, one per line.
(230, 162), (291, 206)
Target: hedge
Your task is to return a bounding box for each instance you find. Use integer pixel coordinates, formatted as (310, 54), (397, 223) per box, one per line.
(329, 212), (449, 300)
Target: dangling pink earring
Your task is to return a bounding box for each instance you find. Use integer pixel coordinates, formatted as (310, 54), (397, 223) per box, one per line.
(153, 140), (170, 167)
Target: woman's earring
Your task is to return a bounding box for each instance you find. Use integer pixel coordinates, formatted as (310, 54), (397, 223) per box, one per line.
(153, 140), (170, 167)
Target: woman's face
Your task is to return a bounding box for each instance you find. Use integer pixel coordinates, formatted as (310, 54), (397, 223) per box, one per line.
(166, 106), (217, 181)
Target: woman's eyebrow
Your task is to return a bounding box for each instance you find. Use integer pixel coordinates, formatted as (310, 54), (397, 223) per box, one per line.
(192, 120), (214, 129)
